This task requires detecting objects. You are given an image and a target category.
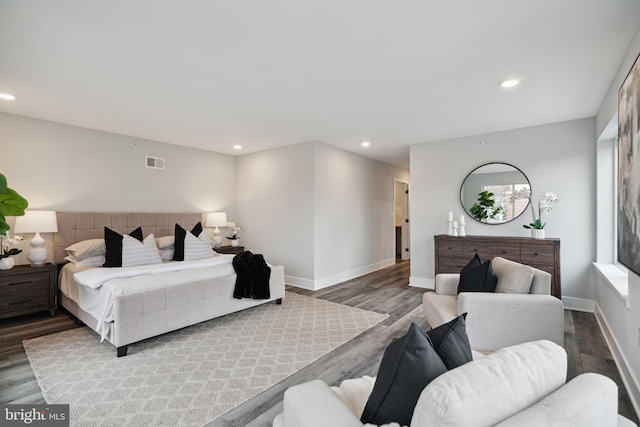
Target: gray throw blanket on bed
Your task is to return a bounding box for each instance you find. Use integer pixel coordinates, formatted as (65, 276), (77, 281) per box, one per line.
(232, 251), (271, 299)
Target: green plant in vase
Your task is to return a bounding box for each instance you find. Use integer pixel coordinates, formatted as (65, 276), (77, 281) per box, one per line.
(469, 190), (504, 223)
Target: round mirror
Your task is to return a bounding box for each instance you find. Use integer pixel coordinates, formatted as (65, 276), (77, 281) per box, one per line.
(460, 162), (531, 224)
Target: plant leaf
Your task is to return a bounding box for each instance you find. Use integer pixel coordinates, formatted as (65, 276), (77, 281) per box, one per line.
(0, 173), (7, 195)
(0, 188), (29, 216)
(0, 213), (8, 236)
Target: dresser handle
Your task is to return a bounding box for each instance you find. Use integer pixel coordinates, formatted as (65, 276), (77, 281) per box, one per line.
(9, 299), (32, 305)
(9, 280), (33, 286)
(535, 251), (540, 255)
(502, 250), (507, 253)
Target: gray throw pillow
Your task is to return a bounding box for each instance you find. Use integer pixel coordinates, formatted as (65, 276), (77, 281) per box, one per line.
(492, 257), (534, 294)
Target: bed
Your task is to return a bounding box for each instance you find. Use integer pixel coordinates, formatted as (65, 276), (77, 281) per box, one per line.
(54, 212), (285, 357)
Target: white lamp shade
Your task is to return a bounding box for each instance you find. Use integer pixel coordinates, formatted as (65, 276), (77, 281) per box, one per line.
(14, 211), (58, 233)
(206, 212), (227, 227)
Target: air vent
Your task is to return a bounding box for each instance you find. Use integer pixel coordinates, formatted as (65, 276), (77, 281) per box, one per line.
(145, 156), (165, 170)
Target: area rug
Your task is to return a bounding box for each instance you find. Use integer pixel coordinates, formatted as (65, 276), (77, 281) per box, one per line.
(23, 292), (388, 426)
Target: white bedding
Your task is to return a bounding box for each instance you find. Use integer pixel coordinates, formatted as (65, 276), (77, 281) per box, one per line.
(60, 255), (237, 341)
(73, 255), (235, 289)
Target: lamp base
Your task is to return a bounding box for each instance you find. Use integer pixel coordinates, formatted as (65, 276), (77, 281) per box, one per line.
(28, 232), (48, 267)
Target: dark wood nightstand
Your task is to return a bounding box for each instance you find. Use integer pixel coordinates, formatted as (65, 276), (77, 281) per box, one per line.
(215, 245), (245, 254)
(0, 263), (57, 319)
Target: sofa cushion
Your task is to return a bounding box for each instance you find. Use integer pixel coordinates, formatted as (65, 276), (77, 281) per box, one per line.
(411, 340), (567, 427)
(361, 323), (447, 426)
(458, 256), (498, 293)
(492, 256), (535, 294)
(426, 313), (473, 370)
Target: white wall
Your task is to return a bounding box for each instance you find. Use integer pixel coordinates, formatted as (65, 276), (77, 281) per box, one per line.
(0, 112), (238, 264)
(237, 140), (409, 289)
(314, 143), (409, 286)
(594, 25), (640, 414)
(236, 142), (316, 283)
(409, 118), (597, 300)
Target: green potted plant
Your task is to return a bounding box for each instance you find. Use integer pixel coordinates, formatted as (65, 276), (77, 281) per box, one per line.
(469, 190), (504, 223)
(0, 173), (29, 269)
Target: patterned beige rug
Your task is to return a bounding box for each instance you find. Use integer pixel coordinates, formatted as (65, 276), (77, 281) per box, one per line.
(23, 292), (388, 426)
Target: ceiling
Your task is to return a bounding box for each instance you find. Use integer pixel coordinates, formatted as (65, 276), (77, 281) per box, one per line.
(1, 1), (639, 169)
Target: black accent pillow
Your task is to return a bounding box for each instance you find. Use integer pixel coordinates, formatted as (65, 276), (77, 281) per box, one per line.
(361, 323), (447, 426)
(103, 226), (143, 267)
(172, 222), (203, 261)
(457, 257), (498, 293)
(425, 313), (473, 370)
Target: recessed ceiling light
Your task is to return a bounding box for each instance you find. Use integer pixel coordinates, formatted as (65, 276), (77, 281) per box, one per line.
(233, 145), (242, 150)
(499, 79), (520, 88)
(361, 141), (371, 147)
(0, 93), (17, 100)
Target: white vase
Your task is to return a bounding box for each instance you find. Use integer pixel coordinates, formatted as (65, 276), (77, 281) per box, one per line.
(531, 229), (545, 239)
(0, 257), (15, 270)
(231, 239), (240, 247)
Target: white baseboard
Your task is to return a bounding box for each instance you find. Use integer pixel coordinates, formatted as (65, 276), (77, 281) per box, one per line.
(561, 296), (595, 312)
(594, 302), (640, 421)
(409, 276), (434, 289)
(285, 258), (397, 291)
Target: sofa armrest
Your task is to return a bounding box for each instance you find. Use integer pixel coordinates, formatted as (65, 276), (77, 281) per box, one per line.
(435, 274), (460, 295)
(496, 373), (620, 427)
(280, 380), (364, 427)
(458, 293), (564, 352)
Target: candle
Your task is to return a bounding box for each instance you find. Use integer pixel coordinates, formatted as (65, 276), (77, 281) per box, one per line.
(459, 215), (465, 226)
(448, 211), (453, 221)
(452, 221), (458, 229)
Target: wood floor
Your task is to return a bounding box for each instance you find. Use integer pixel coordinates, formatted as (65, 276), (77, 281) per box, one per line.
(1, 260), (638, 426)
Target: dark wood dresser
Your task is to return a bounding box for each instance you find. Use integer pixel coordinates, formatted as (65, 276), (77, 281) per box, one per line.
(434, 235), (561, 298)
(0, 263), (57, 319)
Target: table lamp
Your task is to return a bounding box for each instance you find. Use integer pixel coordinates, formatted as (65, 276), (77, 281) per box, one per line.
(14, 210), (58, 267)
(206, 212), (227, 248)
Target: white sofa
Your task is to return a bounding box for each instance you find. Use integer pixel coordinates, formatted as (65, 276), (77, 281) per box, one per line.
(423, 257), (564, 351)
(273, 340), (636, 427)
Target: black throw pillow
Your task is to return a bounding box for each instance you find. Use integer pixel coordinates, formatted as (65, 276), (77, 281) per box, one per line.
(425, 313), (473, 370)
(172, 222), (203, 261)
(457, 257), (498, 293)
(361, 323), (447, 426)
(103, 226), (143, 267)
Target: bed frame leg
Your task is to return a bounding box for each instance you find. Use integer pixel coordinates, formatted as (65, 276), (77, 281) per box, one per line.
(117, 345), (129, 357)
(276, 298), (282, 305)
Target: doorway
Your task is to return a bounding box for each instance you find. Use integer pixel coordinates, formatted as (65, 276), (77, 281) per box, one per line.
(394, 180), (410, 261)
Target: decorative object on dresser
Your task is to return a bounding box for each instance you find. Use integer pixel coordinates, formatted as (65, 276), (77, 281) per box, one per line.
(215, 245), (244, 254)
(434, 234), (561, 298)
(0, 263), (57, 319)
(14, 210), (58, 267)
(205, 211), (227, 248)
(0, 234), (24, 270)
(522, 192), (558, 239)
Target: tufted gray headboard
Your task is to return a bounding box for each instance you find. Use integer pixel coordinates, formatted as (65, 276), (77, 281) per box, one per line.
(54, 212), (204, 264)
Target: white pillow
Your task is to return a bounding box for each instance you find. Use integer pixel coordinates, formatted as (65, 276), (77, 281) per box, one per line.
(155, 235), (175, 250)
(159, 248), (175, 261)
(65, 239), (106, 260)
(183, 231), (214, 261)
(121, 233), (162, 267)
(64, 254), (106, 267)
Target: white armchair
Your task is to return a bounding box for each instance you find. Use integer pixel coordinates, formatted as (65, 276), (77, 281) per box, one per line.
(423, 257), (564, 352)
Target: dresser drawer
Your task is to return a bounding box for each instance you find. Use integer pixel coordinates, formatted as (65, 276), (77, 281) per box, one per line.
(520, 244), (555, 265)
(0, 290), (50, 317)
(490, 243), (521, 261)
(0, 271), (51, 295)
(438, 257), (468, 273)
(462, 242), (490, 262)
(437, 241), (463, 258)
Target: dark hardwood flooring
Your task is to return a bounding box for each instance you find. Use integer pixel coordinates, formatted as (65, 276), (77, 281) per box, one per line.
(0, 260), (637, 425)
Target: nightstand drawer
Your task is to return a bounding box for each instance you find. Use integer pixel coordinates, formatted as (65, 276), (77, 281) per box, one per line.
(0, 290), (50, 316)
(0, 271), (51, 295)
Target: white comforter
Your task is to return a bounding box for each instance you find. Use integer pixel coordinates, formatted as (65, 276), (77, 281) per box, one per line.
(73, 255), (235, 289)
(62, 255), (237, 340)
